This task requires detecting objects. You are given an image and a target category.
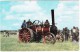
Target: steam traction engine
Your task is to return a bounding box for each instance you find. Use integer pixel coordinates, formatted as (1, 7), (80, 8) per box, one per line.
(19, 9), (57, 44)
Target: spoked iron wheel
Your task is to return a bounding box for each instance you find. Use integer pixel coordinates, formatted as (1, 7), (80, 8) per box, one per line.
(45, 33), (56, 44)
(22, 29), (31, 42)
(19, 28), (31, 43)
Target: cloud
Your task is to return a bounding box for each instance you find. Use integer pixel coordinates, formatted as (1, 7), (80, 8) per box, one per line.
(10, 1), (42, 13)
(12, 23), (20, 26)
(4, 1), (50, 23)
(4, 1), (46, 20)
(55, 1), (79, 29)
(55, 1), (79, 16)
(5, 15), (15, 20)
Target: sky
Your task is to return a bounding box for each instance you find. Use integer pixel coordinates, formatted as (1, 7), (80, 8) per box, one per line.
(0, 0), (79, 30)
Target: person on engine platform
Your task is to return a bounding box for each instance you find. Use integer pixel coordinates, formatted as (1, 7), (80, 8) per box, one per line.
(21, 20), (27, 28)
(44, 20), (50, 27)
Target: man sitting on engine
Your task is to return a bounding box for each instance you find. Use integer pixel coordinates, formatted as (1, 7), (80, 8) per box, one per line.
(44, 20), (50, 27)
(26, 19), (33, 28)
(21, 20), (27, 28)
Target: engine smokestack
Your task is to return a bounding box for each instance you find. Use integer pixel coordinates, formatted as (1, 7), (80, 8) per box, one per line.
(51, 9), (55, 26)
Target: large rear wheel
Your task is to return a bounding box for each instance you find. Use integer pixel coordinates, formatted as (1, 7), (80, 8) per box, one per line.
(19, 28), (33, 43)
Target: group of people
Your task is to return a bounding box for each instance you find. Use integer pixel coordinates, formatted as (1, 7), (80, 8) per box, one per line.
(21, 19), (50, 29)
(21, 19), (33, 29)
(62, 27), (79, 42)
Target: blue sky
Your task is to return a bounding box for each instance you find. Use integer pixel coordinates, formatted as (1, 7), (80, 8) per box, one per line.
(0, 1), (79, 30)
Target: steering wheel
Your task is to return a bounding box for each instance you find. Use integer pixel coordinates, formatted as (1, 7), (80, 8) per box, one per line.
(33, 20), (42, 25)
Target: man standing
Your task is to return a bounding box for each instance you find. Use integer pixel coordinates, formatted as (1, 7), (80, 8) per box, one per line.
(71, 26), (79, 42)
(21, 20), (27, 28)
(64, 27), (69, 41)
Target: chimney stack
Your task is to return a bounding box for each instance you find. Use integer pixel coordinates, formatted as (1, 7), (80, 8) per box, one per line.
(51, 9), (55, 26)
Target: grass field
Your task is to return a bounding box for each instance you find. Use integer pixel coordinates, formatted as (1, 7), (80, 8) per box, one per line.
(0, 34), (79, 51)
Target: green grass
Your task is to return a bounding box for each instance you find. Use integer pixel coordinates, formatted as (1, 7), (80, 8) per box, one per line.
(0, 34), (79, 51)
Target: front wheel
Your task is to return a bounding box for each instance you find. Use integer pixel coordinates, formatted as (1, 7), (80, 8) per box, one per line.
(45, 33), (56, 44)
